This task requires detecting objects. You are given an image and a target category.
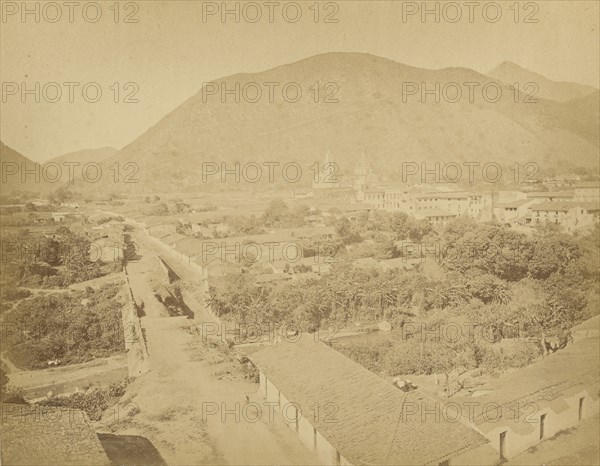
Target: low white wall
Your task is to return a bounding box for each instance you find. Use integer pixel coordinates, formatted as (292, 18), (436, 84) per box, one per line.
(258, 374), (343, 466)
(475, 387), (600, 461)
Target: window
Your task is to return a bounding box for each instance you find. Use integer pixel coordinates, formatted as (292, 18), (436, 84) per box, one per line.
(579, 397), (585, 420)
(540, 413), (547, 439)
(499, 431), (507, 460)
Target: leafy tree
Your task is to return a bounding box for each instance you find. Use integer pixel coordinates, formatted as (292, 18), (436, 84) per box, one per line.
(151, 202), (169, 216)
(48, 185), (75, 205)
(335, 217), (362, 244)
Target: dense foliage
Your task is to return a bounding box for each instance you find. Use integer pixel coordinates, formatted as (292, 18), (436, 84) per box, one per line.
(38, 377), (132, 421)
(3, 283), (126, 369)
(208, 217), (599, 377)
(0, 227), (119, 289)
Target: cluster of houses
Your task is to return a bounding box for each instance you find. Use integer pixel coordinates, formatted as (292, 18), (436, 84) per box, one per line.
(494, 183), (600, 233)
(309, 153), (600, 231)
(103, 205), (428, 285)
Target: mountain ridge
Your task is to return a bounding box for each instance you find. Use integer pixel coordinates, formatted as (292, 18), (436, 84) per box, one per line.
(487, 60), (598, 102)
(4, 53), (598, 194)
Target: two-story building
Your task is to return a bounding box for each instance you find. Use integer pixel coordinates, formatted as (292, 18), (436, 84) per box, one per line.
(530, 202), (600, 232)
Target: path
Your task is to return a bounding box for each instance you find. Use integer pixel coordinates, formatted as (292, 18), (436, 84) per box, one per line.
(99, 225), (320, 465)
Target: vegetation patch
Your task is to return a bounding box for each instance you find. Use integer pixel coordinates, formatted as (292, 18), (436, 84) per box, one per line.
(3, 283), (126, 369)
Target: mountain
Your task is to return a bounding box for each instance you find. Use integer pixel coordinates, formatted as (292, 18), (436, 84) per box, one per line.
(0, 142), (57, 195)
(44, 147), (118, 184)
(71, 53), (598, 193)
(46, 147), (118, 166)
(487, 61), (597, 103)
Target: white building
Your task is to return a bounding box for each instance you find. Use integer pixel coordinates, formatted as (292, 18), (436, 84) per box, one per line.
(249, 335), (496, 465)
(530, 202), (600, 233)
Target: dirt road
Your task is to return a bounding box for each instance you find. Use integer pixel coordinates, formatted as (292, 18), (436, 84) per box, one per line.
(4, 353), (128, 400)
(98, 227), (320, 465)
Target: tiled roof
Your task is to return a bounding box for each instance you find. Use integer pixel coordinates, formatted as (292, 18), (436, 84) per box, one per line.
(531, 201), (600, 212)
(527, 191), (575, 199)
(452, 331), (599, 436)
(415, 191), (474, 200)
(276, 226), (337, 237)
(419, 209), (460, 218)
(497, 199), (533, 209)
(160, 233), (187, 245)
(149, 231), (170, 239)
(1, 403), (110, 465)
(249, 336), (489, 465)
(581, 202), (600, 210)
(573, 182), (600, 189)
(141, 216), (178, 228)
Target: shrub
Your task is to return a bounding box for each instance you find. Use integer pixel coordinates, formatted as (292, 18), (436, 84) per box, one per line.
(0, 287), (32, 302)
(39, 378), (132, 421)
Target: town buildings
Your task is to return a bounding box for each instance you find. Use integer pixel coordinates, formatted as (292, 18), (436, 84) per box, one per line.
(308, 152), (599, 232)
(530, 202), (600, 232)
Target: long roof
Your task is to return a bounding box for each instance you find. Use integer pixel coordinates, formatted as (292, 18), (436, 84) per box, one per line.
(419, 209), (460, 218)
(415, 191), (477, 200)
(527, 191), (575, 199)
(249, 336), (489, 465)
(141, 215), (179, 228)
(531, 201), (600, 212)
(160, 232), (187, 245)
(496, 199), (534, 209)
(452, 329), (599, 435)
(1, 403), (110, 465)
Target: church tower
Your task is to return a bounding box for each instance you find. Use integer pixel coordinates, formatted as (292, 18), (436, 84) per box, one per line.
(313, 150), (339, 189)
(354, 149), (373, 177)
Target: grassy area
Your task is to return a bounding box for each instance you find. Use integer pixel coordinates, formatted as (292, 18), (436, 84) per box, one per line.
(3, 283), (126, 369)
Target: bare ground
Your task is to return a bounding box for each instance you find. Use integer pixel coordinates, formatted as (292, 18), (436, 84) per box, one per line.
(94, 229), (321, 465)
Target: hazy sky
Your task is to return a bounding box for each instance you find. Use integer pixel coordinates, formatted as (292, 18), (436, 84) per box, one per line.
(1, 0), (598, 161)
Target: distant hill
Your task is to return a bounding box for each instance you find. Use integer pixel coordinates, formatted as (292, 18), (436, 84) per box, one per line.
(42, 53), (600, 193)
(46, 147), (118, 166)
(487, 61), (597, 103)
(0, 142), (57, 195)
(43, 147), (118, 184)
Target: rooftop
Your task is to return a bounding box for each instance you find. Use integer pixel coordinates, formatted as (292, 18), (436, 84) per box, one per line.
(141, 216), (179, 228)
(1, 403), (110, 465)
(573, 182), (600, 189)
(159, 232), (187, 245)
(249, 336), (489, 465)
(418, 209), (460, 218)
(531, 201), (600, 212)
(497, 199), (534, 209)
(415, 191), (475, 200)
(527, 191), (575, 199)
(453, 326), (599, 435)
